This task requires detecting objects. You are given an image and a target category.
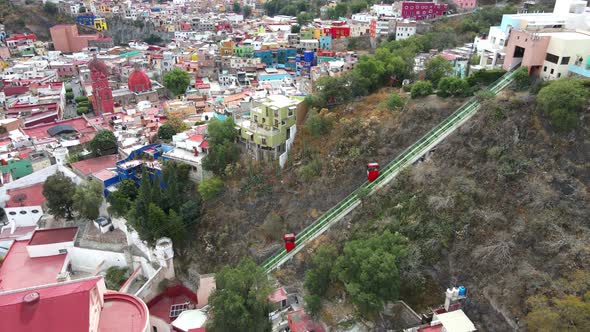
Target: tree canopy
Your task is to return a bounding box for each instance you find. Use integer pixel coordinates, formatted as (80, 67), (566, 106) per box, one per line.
(202, 118), (240, 175)
(425, 56), (453, 86)
(333, 231), (408, 315)
(207, 258), (272, 332)
(411, 81), (434, 98)
(89, 130), (117, 156)
(437, 77), (471, 97)
(73, 180), (103, 220)
(537, 78), (589, 132)
(163, 68), (191, 96)
(43, 172), (76, 219)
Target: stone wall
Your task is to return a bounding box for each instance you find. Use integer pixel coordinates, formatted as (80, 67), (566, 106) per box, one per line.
(102, 16), (173, 46)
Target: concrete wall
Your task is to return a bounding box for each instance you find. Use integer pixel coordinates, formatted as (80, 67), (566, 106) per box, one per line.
(540, 32), (590, 80)
(69, 246), (127, 273)
(27, 241), (74, 258)
(135, 266), (165, 303)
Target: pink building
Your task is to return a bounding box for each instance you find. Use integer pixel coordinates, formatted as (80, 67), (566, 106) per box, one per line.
(502, 29), (551, 75)
(0, 227), (151, 332)
(50, 24), (101, 53)
(452, 0), (476, 10)
(401, 1), (449, 21)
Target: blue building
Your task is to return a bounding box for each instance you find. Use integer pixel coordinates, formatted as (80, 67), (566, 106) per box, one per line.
(253, 48), (297, 66)
(319, 36), (332, 50)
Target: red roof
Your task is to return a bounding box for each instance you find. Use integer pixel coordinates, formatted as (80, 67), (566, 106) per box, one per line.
(99, 291), (150, 332)
(147, 285), (198, 324)
(199, 140), (209, 149)
(0, 226), (36, 240)
(188, 134), (204, 142)
(0, 240), (67, 291)
(128, 69), (152, 93)
(71, 154), (118, 176)
(23, 117), (95, 141)
(28, 227), (78, 246)
(268, 287), (287, 303)
(0, 277), (99, 332)
(288, 310), (325, 332)
(5, 183), (46, 208)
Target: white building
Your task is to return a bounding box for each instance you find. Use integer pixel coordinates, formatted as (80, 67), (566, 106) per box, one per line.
(395, 21), (417, 40)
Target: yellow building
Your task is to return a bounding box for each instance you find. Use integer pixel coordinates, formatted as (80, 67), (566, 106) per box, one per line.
(94, 18), (108, 31)
(313, 28), (325, 39)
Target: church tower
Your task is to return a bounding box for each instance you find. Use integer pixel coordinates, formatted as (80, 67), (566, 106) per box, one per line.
(88, 57), (114, 115)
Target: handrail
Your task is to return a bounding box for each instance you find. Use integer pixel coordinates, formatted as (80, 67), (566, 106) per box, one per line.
(262, 69), (518, 272)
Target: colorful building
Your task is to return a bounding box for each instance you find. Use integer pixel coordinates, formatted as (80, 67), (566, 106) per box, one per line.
(88, 58), (114, 115)
(452, 0), (477, 10)
(401, 1), (449, 21)
(253, 48), (297, 66)
(234, 95), (302, 164)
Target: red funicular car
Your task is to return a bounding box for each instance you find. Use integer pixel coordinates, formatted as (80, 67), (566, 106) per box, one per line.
(283, 233), (296, 252)
(367, 162), (380, 182)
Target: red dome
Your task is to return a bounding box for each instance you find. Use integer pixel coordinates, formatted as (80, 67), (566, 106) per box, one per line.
(128, 69), (152, 93)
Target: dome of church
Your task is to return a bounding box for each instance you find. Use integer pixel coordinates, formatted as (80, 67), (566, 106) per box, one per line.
(128, 69), (152, 93)
(87, 58), (108, 75)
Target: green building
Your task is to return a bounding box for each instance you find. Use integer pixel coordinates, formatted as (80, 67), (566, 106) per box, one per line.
(235, 95), (301, 165)
(1, 159), (33, 181)
(233, 44), (254, 57)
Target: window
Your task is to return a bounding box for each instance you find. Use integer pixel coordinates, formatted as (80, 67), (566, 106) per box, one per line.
(31, 209), (39, 214)
(557, 73), (561, 78)
(20, 211), (27, 214)
(543, 66), (547, 72)
(550, 68), (554, 74)
(561, 56), (570, 65)
(545, 53), (559, 64)
(9, 211), (16, 215)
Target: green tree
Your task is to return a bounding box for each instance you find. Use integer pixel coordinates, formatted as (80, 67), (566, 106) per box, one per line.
(232, 1), (241, 13)
(385, 93), (405, 111)
(437, 77), (471, 97)
(73, 180), (103, 220)
(291, 24), (301, 33)
(198, 177), (224, 201)
(158, 123), (177, 140)
(43, 172), (76, 219)
(333, 3), (348, 18)
(304, 244), (338, 296)
(333, 231), (408, 315)
(76, 107), (89, 115)
(107, 190), (132, 217)
(118, 179), (138, 200)
(243, 5), (252, 18)
(305, 294), (322, 319)
(411, 81), (433, 98)
(513, 67), (532, 90)
(143, 34), (162, 45)
(163, 68), (191, 96)
(75, 96), (88, 103)
(89, 130), (117, 156)
(43, 2), (58, 14)
(179, 198), (202, 229)
(166, 115), (190, 133)
(425, 56), (453, 86)
(304, 109), (333, 137)
(537, 78), (588, 132)
(66, 92), (74, 101)
(202, 118), (240, 175)
(353, 55), (385, 92)
(297, 12), (314, 26)
(105, 266), (129, 290)
(208, 258), (272, 332)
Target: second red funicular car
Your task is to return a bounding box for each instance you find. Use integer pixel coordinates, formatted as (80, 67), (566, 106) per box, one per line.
(283, 233), (296, 252)
(367, 162), (380, 182)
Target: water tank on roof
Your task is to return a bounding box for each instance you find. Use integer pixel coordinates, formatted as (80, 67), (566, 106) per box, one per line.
(458, 286), (466, 296)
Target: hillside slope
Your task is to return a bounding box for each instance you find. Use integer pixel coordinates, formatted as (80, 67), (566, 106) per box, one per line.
(309, 88), (590, 329)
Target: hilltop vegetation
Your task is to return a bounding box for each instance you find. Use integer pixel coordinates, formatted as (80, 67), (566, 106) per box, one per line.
(0, 0), (73, 39)
(291, 78), (590, 329)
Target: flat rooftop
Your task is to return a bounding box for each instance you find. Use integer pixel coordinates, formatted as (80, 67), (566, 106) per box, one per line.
(0, 240), (67, 291)
(28, 227), (78, 245)
(538, 31), (590, 40)
(98, 292), (149, 332)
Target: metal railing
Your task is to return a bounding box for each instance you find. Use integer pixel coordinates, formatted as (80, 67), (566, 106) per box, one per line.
(262, 69), (518, 272)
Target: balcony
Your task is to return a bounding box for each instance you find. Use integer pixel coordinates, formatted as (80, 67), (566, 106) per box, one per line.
(568, 62), (590, 79)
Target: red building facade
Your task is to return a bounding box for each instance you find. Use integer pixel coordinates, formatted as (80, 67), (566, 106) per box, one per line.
(401, 1), (449, 20)
(88, 58), (114, 115)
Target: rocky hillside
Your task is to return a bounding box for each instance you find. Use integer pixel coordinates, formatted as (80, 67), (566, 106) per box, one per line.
(288, 87), (589, 330)
(0, 1), (73, 40)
